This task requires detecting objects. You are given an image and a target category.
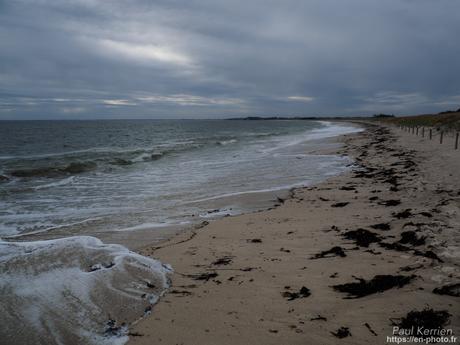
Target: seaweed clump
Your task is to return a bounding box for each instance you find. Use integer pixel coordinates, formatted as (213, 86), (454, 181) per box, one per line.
(331, 327), (351, 338)
(333, 275), (415, 298)
(392, 309), (451, 339)
(311, 246), (346, 259)
(342, 229), (381, 247)
(433, 283), (460, 297)
(282, 286), (311, 300)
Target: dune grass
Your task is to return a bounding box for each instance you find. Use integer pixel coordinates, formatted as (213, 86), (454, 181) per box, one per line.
(381, 113), (460, 131)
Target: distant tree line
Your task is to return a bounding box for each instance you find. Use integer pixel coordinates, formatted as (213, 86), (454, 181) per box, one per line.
(438, 108), (460, 115)
(373, 114), (395, 118)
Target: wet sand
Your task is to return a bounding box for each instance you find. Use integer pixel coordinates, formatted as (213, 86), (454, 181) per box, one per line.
(129, 123), (460, 345)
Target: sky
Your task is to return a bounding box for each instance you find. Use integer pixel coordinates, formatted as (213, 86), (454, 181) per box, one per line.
(1, 0), (459, 119)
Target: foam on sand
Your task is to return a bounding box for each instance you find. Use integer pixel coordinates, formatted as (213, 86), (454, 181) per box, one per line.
(0, 236), (172, 345)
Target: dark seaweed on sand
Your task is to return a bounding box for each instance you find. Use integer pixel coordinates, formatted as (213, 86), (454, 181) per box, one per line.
(433, 283), (460, 297)
(311, 246), (346, 259)
(419, 211), (433, 218)
(212, 256), (233, 265)
(331, 202), (349, 208)
(370, 223), (391, 231)
(339, 186), (356, 191)
(282, 286), (311, 300)
(331, 327), (351, 338)
(378, 199), (401, 207)
(392, 209), (413, 219)
(379, 242), (443, 262)
(392, 309), (451, 338)
(364, 323), (378, 336)
(310, 315), (327, 321)
(398, 231), (426, 246)
(342, 229), (381, 247)
(422, 250), (443, 262)
(190, 272), (218, 281)
(333, 275), (415, 298)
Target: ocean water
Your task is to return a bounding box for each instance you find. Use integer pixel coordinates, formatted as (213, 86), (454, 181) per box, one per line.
(0, 119), (359, 240)
(0, 119), (361, 344)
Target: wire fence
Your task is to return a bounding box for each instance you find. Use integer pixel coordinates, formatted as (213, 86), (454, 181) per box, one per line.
(397, 125), (459, 150)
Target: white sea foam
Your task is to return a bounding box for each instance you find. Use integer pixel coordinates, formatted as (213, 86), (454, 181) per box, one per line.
(188, 182), (311, 203)
(33, 176), (76, 190)
(198, 208), (236, 218)
(113, 220), (190, 232)
(261, 122), (362, 154)
(217, 139), (238, 145)
(0, 236), (172, 345)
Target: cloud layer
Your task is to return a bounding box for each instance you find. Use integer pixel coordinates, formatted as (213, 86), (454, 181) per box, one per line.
(1, 0), (459, 119)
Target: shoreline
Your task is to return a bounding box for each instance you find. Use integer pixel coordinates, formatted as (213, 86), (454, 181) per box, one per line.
(129, 123), (459, 345)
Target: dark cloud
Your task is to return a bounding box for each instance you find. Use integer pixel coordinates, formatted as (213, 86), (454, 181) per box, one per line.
(1, 0), (459, 119)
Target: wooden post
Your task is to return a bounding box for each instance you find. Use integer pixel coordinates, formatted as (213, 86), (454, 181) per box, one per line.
(422, 127), (425, 137)
(429, 129), (432, 140)
(455, 132), (459, 150)
(416, 127), (419, 136)
(440, 131), (443, 144)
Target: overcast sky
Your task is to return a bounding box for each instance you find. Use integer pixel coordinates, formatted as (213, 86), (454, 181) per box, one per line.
(1, 0), (459, 119)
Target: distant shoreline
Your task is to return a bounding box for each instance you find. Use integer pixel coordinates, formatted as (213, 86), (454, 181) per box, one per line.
(225, 116), (369, 120)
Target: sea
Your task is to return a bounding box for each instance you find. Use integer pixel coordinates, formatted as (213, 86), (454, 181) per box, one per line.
(0, 119), (361, 345)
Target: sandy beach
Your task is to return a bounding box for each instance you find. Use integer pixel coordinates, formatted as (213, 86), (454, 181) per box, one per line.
(129, 123), (460, 345)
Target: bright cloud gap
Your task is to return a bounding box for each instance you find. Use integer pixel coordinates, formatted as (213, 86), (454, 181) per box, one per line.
(287, 96), (315, 102)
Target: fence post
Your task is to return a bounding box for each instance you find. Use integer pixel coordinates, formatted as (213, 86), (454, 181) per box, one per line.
(429, 129), (432, 140)
(416, 127), (419, 136)
(422, 127), (425, 137)
(440, 131), (443, 144)
(455, 132), (459, 150)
